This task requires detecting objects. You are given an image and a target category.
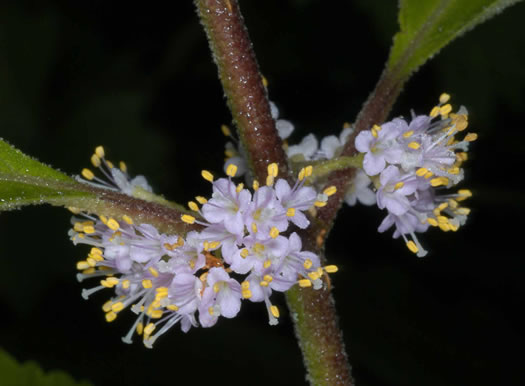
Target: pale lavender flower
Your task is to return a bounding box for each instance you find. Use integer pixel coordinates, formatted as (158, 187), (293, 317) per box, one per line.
(355, 119), (405, 176)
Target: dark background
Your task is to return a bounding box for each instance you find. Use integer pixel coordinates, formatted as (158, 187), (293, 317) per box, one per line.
(1, 1), (524, 385)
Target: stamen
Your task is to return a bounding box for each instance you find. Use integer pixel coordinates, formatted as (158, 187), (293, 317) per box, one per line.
(221, 124), (231, 137)
(181, 215), (196, 224)
(439, 93), (450, 104)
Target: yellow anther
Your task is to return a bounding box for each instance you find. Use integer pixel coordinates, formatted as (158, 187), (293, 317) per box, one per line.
(167, 304), (179, 311)
(269, 227), (279, 239)
(286, 208), (296, 217)
(407, 141), (420, 150)
(195, 196), (207, 205)
(135, 322), (144, 335)
(324, 265), (338, 273)
(86, 257), (97, 267)
(430, 177), (447, 187)
(427, 218), (438, 226)
(416, 168), (428, 177)
(439, 104), (452, 116)
(95, 146), (105, 158)
(120, 215), (133, 225)
(308, 272), (320, 281)
(121, 279), (130, 289)
(242, 290), (252, 299)
(267, 163), (279, 177)
(457, 189), (472, 201)
(449, 223), (459, 232)
(298, 168), (306, 181)
(303, 259), (313, 269)
(343, 122), (352, 129)
(372, 124), (382, 132)
(102, 300), (113, 312)
(439, 93), (451, 104)
(144, 323), (156, 336)
(437, 216), (449, 224)
(455, 117), (468, 132)
(76, 261), (90, 270)
(188, 201), (199, 211)
(91, 154), (101, 167)
(241, 281), (250, 290)
(266, 175), (275, 186)
(83, 225), (96, 234)
(156, 286), (168, 295)
(225, 149), (235, 158)
(208, 307), (215, 316)
(240, 248), (250, 259)
(91, 247), (103, 256)
(105, 311), (117, 322)
(299, 279), (312, 288)
(371, 127), (378, 138)
(424, 171), (434, 179)
(448, 167), (460, 175)
(464, 133), (478, 142)
(106, 277), (119, 286)
(82, 268), (95, 274)
(181, 214), (196, 224)
(99, 215), (108, 224)
(221, 124), (231, 137)
(394, 182), (404, 190)
(456, 207), (471, 215)
(89, 253), (104, 262)
(73, 222), (84, 232)
(270, 305), (280, 318)
(314, 201), (327, 208)
(68, 207), (81, 214)
(403, 130), (414, 138)
(262, 75), (268, 88)
(213, 282), (222, 293)
(253, 180), (260, 191)
(263, 275), (273, 283)
(201, 170), (214, 182)
(81, 168), (95, 180)
(226, 164), (238, 177)
(142, 279), (153, 289)
(448, 199), (459, 209)
(234, 183), (243, 194)
(406, 241), (419, 254)
(251, 222), (258, 234)
(439, 223), (451, 232)
(148, 267), (159, 277)
(304, 165), (313, 177)
(119, 161), (127, 173)
(106, 160), (114, 169)
(323, 186), (337, 196)
(111, 302), (125, 312)
(106, 218), (120, 231)
(263, 259), (271, 269)
(260, 281), (269, 287)
(430, 106), (440, 117)
(151, 310), (163, 319)
(438, 202), (448, 211)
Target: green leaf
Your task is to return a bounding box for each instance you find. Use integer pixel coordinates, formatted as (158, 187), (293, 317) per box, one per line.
(0, 138), (197, 234)
(0, 347), (92, 386)
(388, 0), (524, 80)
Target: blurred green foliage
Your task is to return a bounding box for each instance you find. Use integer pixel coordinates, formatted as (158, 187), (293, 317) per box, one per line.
(1, 1), (524, 385)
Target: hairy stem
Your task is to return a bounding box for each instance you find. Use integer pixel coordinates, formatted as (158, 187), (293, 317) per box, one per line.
(194, 1), (352, 384)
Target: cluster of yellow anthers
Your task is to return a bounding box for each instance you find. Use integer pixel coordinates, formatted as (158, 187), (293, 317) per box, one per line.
(80, 146), (128, 182)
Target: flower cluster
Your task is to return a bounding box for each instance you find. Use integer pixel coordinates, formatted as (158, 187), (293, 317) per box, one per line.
(355, 94), (475, 256)
(71, 147), (337, 347)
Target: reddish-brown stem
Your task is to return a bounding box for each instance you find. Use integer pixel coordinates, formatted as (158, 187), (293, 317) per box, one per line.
(195, 0), (290, 181)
